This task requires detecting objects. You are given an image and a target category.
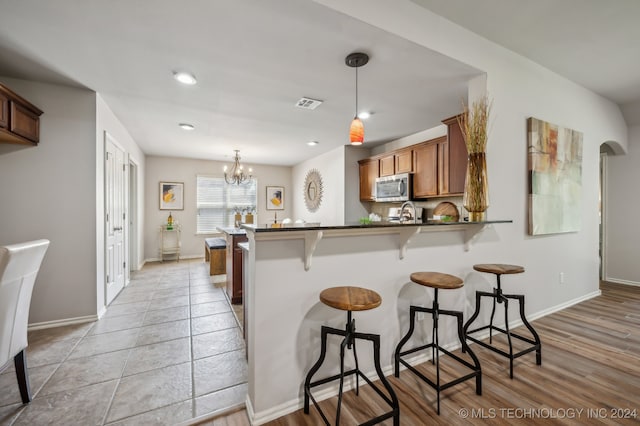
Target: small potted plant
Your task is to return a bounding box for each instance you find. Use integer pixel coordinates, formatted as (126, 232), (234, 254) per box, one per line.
(244, 206), (255, 224)
(233, 206), (242, 227)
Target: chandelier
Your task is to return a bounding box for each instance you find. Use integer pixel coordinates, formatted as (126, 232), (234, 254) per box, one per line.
(224, 150), (253, 185)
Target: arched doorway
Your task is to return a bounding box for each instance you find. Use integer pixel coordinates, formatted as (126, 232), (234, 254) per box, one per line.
(599, 140), (626, 282)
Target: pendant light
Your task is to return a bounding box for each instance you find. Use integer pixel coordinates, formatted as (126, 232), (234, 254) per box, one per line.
(346, 52), (369, 145)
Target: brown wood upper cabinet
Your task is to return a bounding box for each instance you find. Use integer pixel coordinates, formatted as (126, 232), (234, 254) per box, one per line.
(357, 113), (467, 201)
(412, 139), (439, 197)
(379, 149), (414, 177)
(441, 114), (468, 195)
(358, 158), (379, 201)
(0, 83), (43, 146)
(379, 154), (395, 177)
(413, 115), (467, 198)
(395, 148), (413, 174)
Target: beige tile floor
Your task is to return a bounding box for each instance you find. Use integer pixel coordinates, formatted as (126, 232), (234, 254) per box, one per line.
(0, 259), (247, 425)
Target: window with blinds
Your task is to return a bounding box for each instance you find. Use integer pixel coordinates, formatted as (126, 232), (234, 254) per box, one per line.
(196, 175), (257, 233)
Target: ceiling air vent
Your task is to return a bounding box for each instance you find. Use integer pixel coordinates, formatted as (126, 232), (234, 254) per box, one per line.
(295, 97), (323, 110)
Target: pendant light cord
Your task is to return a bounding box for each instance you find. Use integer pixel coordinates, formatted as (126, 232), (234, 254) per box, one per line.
(355, 66), (358, 117)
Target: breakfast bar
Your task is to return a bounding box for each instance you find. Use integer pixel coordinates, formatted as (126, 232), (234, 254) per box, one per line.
(240, 220), (512, 424)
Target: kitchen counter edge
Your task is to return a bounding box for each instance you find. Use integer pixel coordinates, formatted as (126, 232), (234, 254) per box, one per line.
(241, 220), (512, 233)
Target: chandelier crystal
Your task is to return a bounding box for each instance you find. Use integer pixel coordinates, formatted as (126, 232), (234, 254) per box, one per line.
(223, 150), (253, 185)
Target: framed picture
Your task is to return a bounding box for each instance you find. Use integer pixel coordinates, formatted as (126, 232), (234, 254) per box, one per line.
(266, 186), (284, 210)
(527, 117), (583, 235)
(160, 182), (184, 210)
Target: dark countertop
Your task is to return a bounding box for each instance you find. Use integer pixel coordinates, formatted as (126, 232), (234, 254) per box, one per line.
(241, 220), (512, 233)
(217, 227), (247, 235)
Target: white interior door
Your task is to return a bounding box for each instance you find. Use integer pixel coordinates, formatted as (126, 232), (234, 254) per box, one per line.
(105, 133), (127, 305)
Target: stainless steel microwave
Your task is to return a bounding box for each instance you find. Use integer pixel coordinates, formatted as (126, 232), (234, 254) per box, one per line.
(375, 173), (411, 202)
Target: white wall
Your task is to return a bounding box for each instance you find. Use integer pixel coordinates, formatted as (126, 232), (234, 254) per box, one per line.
(604, 125), (640, 284)
(0, 77), (97, 324)
(312, 0), (628, 325)
(344, 145), (372, 223)
(96, 95), (146, 314)
(371, 125), (447, 156)
(292, 146), (348, 225)
(144, 156), (291, 261)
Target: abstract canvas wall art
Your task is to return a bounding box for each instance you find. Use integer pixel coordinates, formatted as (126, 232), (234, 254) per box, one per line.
(527, 117), (583, 235)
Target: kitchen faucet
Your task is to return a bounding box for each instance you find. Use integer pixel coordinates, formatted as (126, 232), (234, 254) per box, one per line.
(399, 201), (416, 224)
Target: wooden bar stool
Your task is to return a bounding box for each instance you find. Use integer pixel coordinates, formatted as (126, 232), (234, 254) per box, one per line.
(304, 286), (400, 426)
(394, 272), (482, 415)
(463, 264), (542, 378)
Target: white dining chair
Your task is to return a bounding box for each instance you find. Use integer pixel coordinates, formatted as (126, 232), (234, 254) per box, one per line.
(0, 239), (50, 404)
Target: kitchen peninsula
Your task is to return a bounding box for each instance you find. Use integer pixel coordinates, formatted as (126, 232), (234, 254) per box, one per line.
(240, 220), (511, 424)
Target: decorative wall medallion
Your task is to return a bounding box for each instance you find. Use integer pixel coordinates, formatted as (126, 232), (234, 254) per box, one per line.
(303, 169), (323, 212)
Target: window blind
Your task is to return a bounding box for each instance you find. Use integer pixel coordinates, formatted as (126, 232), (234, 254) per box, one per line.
(196, 175), (257, 233)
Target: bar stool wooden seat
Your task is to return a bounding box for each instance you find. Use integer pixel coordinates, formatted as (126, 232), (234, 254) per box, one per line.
(394, 272), (482, 415)
(463, 264), (542, 378)
(304, 286), (399, 425)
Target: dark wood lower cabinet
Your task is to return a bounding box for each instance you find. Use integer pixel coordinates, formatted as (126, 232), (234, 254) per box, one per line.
(226, 232), (247, 304)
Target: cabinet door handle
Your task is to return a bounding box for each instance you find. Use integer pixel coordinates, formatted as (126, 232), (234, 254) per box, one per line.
(113, 227), (122, 231)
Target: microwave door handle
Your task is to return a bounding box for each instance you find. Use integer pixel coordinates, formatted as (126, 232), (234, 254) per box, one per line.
(399, 180), (405, 195)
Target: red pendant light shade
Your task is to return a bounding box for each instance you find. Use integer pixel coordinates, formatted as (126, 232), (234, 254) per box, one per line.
(350, 117), (364, 145)
(345, 52), (369, 146)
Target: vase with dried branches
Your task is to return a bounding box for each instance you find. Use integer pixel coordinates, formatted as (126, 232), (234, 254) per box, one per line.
(458, 96), (491, 222)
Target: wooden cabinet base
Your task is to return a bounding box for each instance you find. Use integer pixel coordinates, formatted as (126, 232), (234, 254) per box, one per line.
(226, 233), (248, 304)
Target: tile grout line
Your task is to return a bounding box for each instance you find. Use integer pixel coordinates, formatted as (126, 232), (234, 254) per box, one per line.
(104, 262), (193, 424)
(100, 279), (150, 426)
(9, 323), (92, 424)
(189, 262), (198, 420)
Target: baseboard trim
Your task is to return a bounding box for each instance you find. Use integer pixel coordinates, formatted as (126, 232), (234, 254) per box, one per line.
(144, 255), (204, 264)
(604, 278), (640, 287)
(28, 314), (97, 331)
(247, 289), (602, 424)
(97, 305), (107, 320)
(178, 402), (246, 426)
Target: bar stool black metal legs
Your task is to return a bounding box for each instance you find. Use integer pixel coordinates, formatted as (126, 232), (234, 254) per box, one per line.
(304, 286), (400, 426)
(463, 264), (542, 378)
(394, 272), (482, 415)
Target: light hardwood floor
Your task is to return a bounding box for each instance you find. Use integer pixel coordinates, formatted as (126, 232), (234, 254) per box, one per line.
(204, 282), (640, 425)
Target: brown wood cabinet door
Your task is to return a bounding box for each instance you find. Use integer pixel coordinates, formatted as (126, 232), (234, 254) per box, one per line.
(413, 142), (438, 198)
(379, 155), (395, 177)
(0, 92), (7, 128)
(395, 149), (413, 173)
(443, 114), (468, 194)
(438, 140), (449, 194)
(226, 234), (247, 304)
(232, 247), (244, 302)
(10, 101), (40, 143)
(359, 159), (379, 201)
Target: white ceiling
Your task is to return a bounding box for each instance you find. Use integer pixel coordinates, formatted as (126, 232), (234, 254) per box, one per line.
(0, 0), (479, 166)
(0, 1), (638, 167)
(411, 0), (640, 124)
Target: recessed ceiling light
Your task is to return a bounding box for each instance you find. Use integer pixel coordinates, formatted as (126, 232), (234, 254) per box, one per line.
(358, 111), (371, 120)
(179, 123), (195, 130)
(173, 71), (197, 85)
(307, 141), (319, 146)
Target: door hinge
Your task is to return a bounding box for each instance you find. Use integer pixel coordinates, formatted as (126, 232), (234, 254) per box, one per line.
(106, 274), (110, 283)
(123, 212), (126, 220)
(123, 261), (126, 269)
(106, 213), (109, 222)
(123, 164), (126, 172)
(105, 151), (109, 160)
